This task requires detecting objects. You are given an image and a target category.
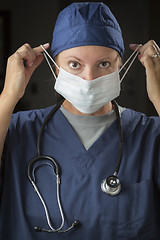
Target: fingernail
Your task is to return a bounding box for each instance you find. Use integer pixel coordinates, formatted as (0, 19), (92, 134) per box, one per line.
(37, 52), (43, 56)
(43, 43), (50, 48)
(28, 62), (33, 67)
(129, 44), (136, 48)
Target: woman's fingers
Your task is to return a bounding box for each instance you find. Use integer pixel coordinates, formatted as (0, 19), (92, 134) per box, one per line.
(33, 43), (50, 55)
(129, 40), (160, 65)
(15, 43), (50, 67)
(3, 43), (50, 101)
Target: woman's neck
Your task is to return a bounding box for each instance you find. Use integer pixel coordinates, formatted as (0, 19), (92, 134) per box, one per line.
(62, 100), (114, 116)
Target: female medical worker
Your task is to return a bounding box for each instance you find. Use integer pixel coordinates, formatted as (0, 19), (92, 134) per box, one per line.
(0, 2), (160, 240)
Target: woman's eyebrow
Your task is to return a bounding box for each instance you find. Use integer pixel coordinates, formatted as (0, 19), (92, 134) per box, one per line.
(96, 57), (110, 62)
(96, 55), (118, 62)
(65, 56), (82, 62)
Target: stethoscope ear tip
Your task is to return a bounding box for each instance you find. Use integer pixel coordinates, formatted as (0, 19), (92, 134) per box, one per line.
(34, 226), (42, 232)
(73, 220), (80, 227)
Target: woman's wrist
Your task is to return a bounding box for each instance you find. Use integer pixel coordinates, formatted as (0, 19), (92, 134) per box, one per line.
(150, 96), (160, 116)
(0, 90), (19, 113)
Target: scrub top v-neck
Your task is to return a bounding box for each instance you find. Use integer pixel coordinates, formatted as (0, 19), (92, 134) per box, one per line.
(60, 105), (125, 150)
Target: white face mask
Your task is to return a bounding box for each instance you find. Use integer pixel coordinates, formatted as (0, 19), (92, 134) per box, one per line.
(41, 44), (141, 114)
(55, 67), (120, 113)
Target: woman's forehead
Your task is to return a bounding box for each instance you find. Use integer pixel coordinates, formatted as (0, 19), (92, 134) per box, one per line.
(57, 45), (118, 61)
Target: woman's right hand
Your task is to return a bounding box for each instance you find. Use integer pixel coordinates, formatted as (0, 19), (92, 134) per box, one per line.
(2, 43), (49, 103)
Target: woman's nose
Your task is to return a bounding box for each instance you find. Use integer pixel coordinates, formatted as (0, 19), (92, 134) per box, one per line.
(82, 67), (97, 81)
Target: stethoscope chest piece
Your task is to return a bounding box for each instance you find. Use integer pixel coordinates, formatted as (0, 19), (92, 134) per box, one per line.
(101, 175), (121, 196)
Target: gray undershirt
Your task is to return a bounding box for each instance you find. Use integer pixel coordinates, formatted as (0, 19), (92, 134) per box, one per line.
(60, 105), (125, 150)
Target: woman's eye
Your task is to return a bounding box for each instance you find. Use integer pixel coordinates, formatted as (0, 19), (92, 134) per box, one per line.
(69, 61), (80, 69)
(99, 61), (110, 68)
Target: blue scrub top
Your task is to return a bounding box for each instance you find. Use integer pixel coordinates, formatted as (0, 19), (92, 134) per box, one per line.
(0, 106), (160, 239)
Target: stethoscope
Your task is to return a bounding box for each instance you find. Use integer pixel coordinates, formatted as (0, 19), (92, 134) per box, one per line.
(27, 44), (142, 233)
(27, 99), (123, 233)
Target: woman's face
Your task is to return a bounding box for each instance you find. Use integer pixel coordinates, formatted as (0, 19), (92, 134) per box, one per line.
(55, 45), (121, 80)
(55, 45), (121, 115)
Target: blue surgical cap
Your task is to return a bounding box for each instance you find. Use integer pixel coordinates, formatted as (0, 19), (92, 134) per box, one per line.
(51, 2), (124, 58)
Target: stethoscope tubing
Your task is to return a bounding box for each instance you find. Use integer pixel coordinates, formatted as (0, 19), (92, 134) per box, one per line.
(112, 100), (123, 175)
(37, 98), (65, 155)
(28, 155), (64, 232)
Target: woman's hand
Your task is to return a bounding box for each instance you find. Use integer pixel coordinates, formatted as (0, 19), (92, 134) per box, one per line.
(2, 43), (49, 103)
(129, 40), (160, 115)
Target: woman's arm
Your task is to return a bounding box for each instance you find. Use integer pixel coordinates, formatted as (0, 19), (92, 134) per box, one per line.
(130, 40), (160, 116)
(0, 43), (49, 166)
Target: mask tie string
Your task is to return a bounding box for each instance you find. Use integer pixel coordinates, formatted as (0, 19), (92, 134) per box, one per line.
(40, 45), (60, 80)
(119, 44), (142, 82)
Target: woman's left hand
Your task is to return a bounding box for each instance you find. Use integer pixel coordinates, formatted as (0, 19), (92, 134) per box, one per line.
(130, 40), (160, 115)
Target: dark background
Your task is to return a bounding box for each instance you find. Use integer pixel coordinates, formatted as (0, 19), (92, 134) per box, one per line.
(0, 0), (159, 115)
